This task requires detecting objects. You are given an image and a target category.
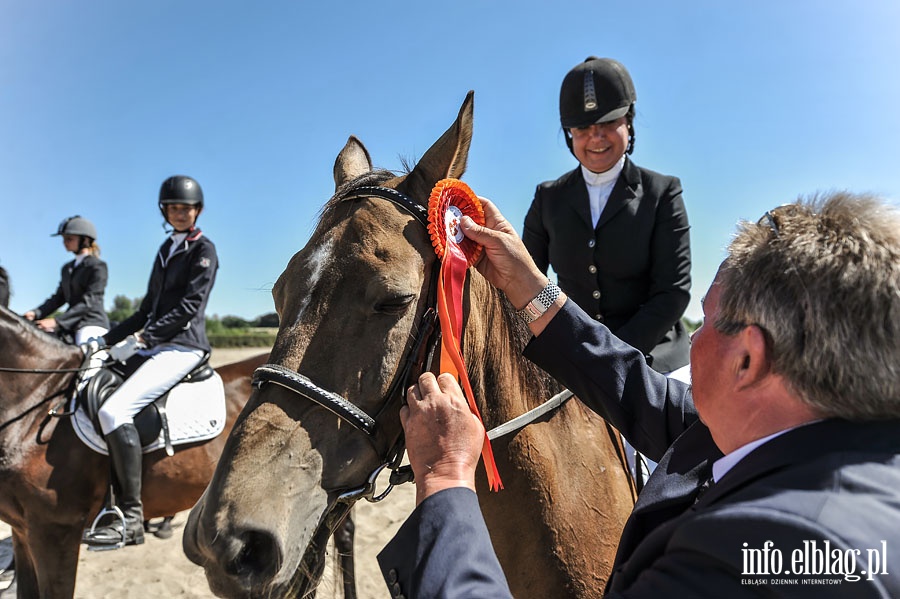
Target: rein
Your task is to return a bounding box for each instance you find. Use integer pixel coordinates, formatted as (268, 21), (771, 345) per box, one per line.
(0, 365), (104, 374)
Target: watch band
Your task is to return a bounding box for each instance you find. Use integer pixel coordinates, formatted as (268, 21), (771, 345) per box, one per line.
(516, 282), (561, 324)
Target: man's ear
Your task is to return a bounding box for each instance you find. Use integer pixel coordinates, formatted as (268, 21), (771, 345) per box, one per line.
(735, 324), (771, 390)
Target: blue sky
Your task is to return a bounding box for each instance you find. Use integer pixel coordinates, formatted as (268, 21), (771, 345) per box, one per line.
(2, 1), (899, 322)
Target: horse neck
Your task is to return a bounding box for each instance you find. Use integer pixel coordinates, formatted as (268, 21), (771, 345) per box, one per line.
(0, 308), (81, 412)
(461, 273), (554, 429)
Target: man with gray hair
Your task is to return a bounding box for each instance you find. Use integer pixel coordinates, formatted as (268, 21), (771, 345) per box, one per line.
(379, 191), (900, 597)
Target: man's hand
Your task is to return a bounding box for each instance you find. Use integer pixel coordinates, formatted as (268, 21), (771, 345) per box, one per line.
(460, 199), (548, 310)
(402, 372), (485, 506)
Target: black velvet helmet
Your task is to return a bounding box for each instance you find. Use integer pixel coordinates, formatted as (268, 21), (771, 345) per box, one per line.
(559, 57), (636, 129)
(53, 215), (98, 241)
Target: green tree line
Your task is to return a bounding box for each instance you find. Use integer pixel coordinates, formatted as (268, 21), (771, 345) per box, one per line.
(107, 295), (278, 348)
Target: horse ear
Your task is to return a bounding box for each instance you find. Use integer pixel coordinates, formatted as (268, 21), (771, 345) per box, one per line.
(333, 136), (373, 190)
(402, 91), (474, 202)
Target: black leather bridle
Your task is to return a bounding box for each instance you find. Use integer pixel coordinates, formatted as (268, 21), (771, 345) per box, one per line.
(248, 182), (580, 593)
(251, 185), (441, 505)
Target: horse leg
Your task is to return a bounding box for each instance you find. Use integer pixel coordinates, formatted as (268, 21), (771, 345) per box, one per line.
(154, 516), (174, 540)
(143, 515), (175, 539)
(333, 512), (357, 599)
(7, 531), (36, 599)
(21, 523), (82, 598)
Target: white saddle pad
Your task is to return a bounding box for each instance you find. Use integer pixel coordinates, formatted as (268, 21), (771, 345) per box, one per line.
(71, 371), (227, 455)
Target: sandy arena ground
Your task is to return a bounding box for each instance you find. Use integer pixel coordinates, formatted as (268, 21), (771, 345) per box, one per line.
(0, 347), (415, 598)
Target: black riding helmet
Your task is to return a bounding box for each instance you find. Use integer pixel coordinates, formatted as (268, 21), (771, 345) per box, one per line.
(158, 175), (204, 224)
(559, 57), (637, 155)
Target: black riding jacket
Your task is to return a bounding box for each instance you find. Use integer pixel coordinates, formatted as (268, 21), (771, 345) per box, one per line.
(33, 254), (110, 332)
(105, 229), (218, 352)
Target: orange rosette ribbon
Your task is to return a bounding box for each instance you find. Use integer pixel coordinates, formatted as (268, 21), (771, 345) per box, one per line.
(427, 179), (485, 265)
(427, 178), (502, 492)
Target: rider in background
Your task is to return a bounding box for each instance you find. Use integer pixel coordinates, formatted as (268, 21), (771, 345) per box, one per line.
(0, 264), (9, 308)
(24, 216), (109, 344)
(83, 175), (218, 547)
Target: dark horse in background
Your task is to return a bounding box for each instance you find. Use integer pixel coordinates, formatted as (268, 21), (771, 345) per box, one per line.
(184, 92), (636, 598)
(0, 306), (358, 598)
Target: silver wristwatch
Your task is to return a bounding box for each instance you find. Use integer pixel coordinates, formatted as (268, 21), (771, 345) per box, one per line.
(516, 282), (561, 324)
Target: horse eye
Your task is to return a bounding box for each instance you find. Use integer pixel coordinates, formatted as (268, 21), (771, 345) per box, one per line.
(374, 294), (416, 315)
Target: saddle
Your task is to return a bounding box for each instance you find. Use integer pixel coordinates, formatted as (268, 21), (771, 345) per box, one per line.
(78, 354), (217, 457)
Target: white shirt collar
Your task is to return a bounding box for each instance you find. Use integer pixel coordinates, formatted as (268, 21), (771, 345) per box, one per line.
(581, 155), (625, 187)
(168, 232), (188, 258)
(712, 420), (823, 483)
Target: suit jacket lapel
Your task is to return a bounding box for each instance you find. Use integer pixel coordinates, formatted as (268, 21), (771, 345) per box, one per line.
(614, 423), (721, 567)
(560, 168), (594, 231)
(698, 418), (900, 508)
(596, 157), (640, 230)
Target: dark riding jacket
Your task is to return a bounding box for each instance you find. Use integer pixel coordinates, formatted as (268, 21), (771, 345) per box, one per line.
(32, 255), (109, 333)
(105, 229), (217, 352)
(523, 157), (691, 372)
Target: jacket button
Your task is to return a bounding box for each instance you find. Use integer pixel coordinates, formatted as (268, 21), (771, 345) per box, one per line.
(388, 569), (398, 584)
(592, 290), (601, 299)
(588, 265), (597, 274)
(392, 582), (403, 596)
(588, 239), (596, 248)
(595, 314), (603, 321)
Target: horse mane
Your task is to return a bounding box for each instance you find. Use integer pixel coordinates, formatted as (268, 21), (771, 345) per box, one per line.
(0, 305), (73, 352)
(470, 279), (559, 427)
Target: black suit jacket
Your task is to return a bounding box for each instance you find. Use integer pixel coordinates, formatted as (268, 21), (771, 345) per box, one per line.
(379, 301), (899, 598)
(33, 254), (109, 332)
(523, 158), (691, 372)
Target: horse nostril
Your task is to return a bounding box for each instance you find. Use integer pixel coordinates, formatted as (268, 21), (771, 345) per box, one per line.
(225, 529), (282, 585)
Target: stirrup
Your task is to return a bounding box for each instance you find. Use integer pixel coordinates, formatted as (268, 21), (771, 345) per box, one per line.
(84, 505), (128, 551)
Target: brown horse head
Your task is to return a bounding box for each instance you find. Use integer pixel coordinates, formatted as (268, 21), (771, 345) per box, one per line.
(184, 93), (477, 598)
(185, 91), (634, 599)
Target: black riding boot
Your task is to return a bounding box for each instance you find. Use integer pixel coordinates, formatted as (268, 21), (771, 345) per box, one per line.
(84, 424), (145, 547)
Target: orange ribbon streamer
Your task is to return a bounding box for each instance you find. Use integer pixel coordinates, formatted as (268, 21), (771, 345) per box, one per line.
(427, 179), (502, 491)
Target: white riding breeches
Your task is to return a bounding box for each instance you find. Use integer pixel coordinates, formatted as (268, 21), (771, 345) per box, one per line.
(98, 345), (205, 435)
(75, 326), (108, 345)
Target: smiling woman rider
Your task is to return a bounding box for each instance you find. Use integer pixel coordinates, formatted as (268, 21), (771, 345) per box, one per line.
(523, 57), (693, 484)
(82, 175), (219, 548)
